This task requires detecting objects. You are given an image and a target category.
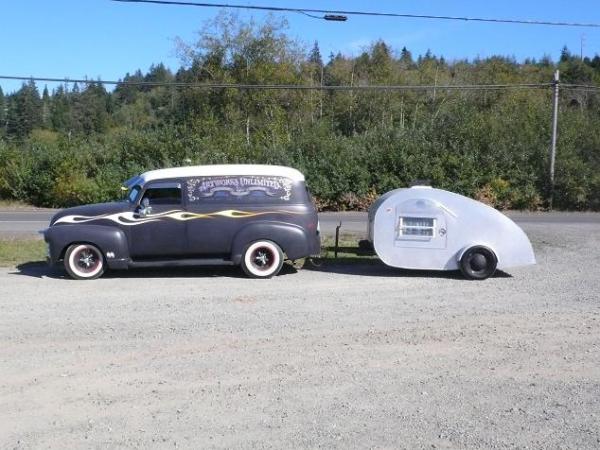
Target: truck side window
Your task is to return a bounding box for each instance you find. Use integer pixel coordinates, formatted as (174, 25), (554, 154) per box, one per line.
(142, 183), (182, 206)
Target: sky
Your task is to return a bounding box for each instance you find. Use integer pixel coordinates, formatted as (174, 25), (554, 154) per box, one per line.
(1, 0), (599, 94)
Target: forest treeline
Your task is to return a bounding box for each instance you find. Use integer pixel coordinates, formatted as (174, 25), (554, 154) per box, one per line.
(1, 14), (600, 210)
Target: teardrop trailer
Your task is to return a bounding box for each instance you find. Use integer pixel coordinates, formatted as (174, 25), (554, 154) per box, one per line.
(367, 186), (536, 279)
(44, 165), (321, 280)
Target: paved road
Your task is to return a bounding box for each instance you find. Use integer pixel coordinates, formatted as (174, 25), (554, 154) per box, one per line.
(1, 208), (599, 238)
(0, 210), (55, 238)
(319, 211), (600, 234)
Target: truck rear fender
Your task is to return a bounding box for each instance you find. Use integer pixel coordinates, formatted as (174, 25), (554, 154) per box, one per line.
(231, 222), (309, 264)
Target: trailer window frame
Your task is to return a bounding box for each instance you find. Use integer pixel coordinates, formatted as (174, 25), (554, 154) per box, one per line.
(397, 216), (436, 240)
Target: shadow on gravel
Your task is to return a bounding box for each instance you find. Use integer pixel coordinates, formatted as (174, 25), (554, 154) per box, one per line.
(12, 259), (511, 280)
(11, 261), (299, 280)
(305, 257), (512, 280)
(12, 261), (65, 279)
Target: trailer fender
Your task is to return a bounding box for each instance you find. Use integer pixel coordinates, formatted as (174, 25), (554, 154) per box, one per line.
(456, 243), (497, 263)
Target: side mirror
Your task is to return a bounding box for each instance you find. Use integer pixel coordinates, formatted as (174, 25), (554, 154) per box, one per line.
(138, 197), (153, 217)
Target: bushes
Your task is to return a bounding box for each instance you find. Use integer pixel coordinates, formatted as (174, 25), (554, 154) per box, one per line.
(0, 102), (599, 211)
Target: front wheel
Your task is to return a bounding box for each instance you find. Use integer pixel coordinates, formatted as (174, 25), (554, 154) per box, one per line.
(459, 246), (497, 280)
(64, 243), (105, 280)
(241, 240), (284, 279)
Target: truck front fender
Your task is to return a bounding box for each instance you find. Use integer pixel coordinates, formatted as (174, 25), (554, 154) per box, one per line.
(44, 225), (129, 269)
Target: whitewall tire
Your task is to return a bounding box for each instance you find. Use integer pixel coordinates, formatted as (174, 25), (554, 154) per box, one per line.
(241, 240), (284, 279)
(64, 244), (105, 280)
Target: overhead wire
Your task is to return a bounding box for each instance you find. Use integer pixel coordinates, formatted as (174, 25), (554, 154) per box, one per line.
(0, 75), (558, 92)
(110, 0), (600, 28)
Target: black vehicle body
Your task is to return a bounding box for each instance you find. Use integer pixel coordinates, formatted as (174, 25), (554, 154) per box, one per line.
(44, 165), (320, 278)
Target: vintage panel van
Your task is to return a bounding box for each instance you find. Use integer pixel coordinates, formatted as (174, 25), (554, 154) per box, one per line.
(44, 165), (321, 280)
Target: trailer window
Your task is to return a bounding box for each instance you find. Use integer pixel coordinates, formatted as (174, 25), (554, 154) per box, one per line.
(398, 217), (435, 238)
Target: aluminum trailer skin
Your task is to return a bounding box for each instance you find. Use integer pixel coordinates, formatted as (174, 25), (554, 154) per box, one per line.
(367, 186), (536, 279)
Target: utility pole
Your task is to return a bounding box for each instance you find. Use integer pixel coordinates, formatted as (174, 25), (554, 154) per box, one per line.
(549, 70), (560, 210)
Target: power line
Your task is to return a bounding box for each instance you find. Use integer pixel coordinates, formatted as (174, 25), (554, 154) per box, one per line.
(111, 0), (600, 28)
(563, 83), (600, 92)
(0, 75), (555, 92)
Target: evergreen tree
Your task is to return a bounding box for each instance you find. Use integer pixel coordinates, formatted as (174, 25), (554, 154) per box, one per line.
(71, 82), (110, 134)
(41, 85), (51, 128)
(50, 85), (72, 131)
(0, 86), (5, 134)
(560, 46), (572, 63)
(369, 41), (393, 81)
(309, 41), (323, 67)
(115, 70), (144, 103)
(400, 46), (413, 68)
(7, 80), (42, 138)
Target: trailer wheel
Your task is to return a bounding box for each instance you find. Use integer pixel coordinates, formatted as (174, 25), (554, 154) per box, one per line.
(459, 246), (497, 280)
(241, 240), (284, 279)
(64, 243), (105, 280)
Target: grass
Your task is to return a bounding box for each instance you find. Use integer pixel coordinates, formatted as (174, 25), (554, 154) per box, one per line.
(0, 200), (37, 209)
(0, 234), (375, 268)
(316, 233), (378, 264)
(0, 239), (47, 267)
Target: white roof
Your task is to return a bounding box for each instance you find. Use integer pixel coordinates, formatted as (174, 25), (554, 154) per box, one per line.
(127, 164), (305, 186)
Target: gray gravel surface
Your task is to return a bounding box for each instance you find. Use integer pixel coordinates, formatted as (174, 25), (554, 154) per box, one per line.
(1, 223), (600, 449)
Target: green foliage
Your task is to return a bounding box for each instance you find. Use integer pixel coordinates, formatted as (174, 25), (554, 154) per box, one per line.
(0, 238), (46, 267)
(1, 15), (600, 210)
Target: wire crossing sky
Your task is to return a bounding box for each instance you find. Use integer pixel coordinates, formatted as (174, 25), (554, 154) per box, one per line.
(2, 74), (599, 93)
(0, 74), (555, 90)
(1, 0), (599, 93)
(111, 0), (600, 28)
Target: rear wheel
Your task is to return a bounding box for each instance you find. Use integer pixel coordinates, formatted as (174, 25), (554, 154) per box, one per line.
(241, 240), (284, 279)
(64, 244), (105, 280)
(459, 246), (497, 280)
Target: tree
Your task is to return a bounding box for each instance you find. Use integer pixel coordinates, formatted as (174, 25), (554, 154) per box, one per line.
(560, 46), (572, 63)
(41, 85), (51, 128)
(6, 80), (42, 138)
(114, 70), (144, 104)
(71, 82), (110, 134)
(0, 86), (5, 134)
(369, 40), (393, 81)
(308, 41), (323, 67)
(50, 85), (72, 132)
(400, 46), (413, 69)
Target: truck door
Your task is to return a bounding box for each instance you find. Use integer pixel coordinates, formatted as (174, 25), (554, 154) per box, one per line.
(128, 181), (187, 259)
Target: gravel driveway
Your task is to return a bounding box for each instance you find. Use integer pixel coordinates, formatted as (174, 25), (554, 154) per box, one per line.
(1, 223), (599, 449)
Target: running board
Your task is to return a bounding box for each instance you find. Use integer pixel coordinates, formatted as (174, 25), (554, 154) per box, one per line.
(128, 258), (234, 268)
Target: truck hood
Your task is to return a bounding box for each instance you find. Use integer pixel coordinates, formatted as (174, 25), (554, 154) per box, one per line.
(50, 202), (131, 226)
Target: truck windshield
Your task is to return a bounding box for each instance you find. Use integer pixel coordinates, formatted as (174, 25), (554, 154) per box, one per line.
(128, 186), (141, 203)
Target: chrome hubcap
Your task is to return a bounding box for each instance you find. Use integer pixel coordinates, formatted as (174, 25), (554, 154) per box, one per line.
(253, 249), (273, 269)
(76, 249), (99, 272)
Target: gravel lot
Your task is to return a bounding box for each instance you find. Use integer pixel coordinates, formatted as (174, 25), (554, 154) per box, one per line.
(1, 223), (600, 449)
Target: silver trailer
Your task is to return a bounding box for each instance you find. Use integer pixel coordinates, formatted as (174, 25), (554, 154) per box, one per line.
(367, 186), (536, 279)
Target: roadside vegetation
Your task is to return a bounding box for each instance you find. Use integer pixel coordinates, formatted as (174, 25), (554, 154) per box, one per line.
(0, 239), (45, 267)
(1, 14), (600, 210)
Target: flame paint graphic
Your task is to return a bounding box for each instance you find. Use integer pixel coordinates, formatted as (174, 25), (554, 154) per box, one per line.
(53, 209), (296, 227)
